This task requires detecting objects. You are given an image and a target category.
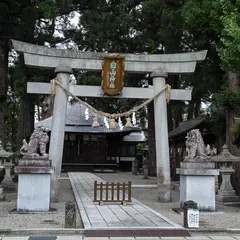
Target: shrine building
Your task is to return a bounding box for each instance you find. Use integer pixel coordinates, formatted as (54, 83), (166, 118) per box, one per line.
(36, 102), (146, 172)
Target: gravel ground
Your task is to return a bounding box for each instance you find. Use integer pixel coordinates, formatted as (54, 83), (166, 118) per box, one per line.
(96, 172), (240, 230)
(0, 177), (83, 229)
(2, 172), (240, 230)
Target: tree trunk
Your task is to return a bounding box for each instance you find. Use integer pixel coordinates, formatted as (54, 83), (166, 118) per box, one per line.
(173, 102), (183, 128)
(194, 96), (201, 118)
(0, 38), (8, 142)
(226, 71), (240, 156)
(187, 100), (194, 120)
(16, 94), (35, 150)
(16, 5), (37, 149)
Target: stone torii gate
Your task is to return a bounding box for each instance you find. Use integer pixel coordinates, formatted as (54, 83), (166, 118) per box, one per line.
(12, 40), (207, 202)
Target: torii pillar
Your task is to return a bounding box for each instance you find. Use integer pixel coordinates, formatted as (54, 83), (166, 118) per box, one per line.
(151, 70), (171, 201)
(49, 66), (72, 202)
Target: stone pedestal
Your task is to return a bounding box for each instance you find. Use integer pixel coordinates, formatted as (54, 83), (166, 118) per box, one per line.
(177, 162), (219, 211)
(15, 158), (54, 212)
(216, 169), (239, 202)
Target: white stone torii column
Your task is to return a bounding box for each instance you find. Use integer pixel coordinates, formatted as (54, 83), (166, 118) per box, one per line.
(49, 66), (72, 202)
(12, 40), (207, 202)
(151, 70), (171, 201)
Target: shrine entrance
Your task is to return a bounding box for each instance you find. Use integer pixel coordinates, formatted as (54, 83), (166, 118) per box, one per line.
(62, 137), (110, 171)
(12, 39), (207, 202)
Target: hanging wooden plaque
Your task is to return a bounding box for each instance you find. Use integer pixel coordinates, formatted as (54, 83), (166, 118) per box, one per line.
(101, 56), (125, 96)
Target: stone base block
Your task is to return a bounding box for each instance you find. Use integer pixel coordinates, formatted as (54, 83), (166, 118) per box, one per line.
(216, 194), (239, 202)
(17, 173), (51, 211)
(158, 184), (172, 202)
(216, 189), (239, 202)
(180, 174), (216, 211)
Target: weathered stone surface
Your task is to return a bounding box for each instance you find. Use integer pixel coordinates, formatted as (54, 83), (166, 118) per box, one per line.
(55, 65), (73, 74)
(184, 129), (211, 162)
(16, 155), (54, 211)
(12, 39), (208, 62)
(23, 53), (198, 73)
(212, 144), (240, 163)
(180, 162), (215, 169)
(65, 201), (76, 228)
(27, 82), (192, 100)
(177, 168), (219, 176)
(153, 74), (172, 202)
(150, 69), (168, 78)
(213, 145), (239, 203)
(17, 173), (51, 211)
(178, 129), (218, 211)
(216, 195), (239, 202)
(15, 158), (54, 174)
(15, 166), (54, 174)
(20, 126), (50, 159)
(19, 159), (51, 166)
(49, 67), (71, 202)
(180, 175), (216, 211)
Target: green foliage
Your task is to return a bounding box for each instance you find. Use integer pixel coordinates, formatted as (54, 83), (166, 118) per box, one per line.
(35, 0), (59, 19)
(182, 0), (240, 73)
(204, 105), (226, 142)
(213, 87), (240, 111)
(4, 89), (19, 151)
(182, 0), (223, 35)
(218, 3), (240, 72)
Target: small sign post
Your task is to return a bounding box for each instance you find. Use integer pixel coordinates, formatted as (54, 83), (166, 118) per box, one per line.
(183, 200), (199, 228)
(102, 56), (125, 96)
(187, 208), (199, 228)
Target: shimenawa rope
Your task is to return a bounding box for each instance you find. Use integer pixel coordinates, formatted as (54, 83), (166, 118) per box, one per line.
(51, 78), (171, 119)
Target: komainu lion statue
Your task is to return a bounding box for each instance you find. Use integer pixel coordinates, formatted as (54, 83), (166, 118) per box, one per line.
(20, 126), (50, 159)
(184, 129), (209, 161)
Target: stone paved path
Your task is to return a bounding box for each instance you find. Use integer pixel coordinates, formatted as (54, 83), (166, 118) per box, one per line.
(68, 172), (189, 237)
(69, 172), (180, 227)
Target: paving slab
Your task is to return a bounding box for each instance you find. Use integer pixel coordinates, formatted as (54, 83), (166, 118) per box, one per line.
(208, 237), (236, 240)
(2, 238), (29, 240)
(186, 237), (211, 240)
(57, 236), (82, 240)
(28, 237), (57, 240)
(83, 238), (109, 240)
(161, 237), (186, 240)
(135, 237), (161, 240)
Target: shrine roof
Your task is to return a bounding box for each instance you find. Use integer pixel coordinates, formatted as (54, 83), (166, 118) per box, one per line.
(168, 117), (205, 140)
(36, 102), (143, 136)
